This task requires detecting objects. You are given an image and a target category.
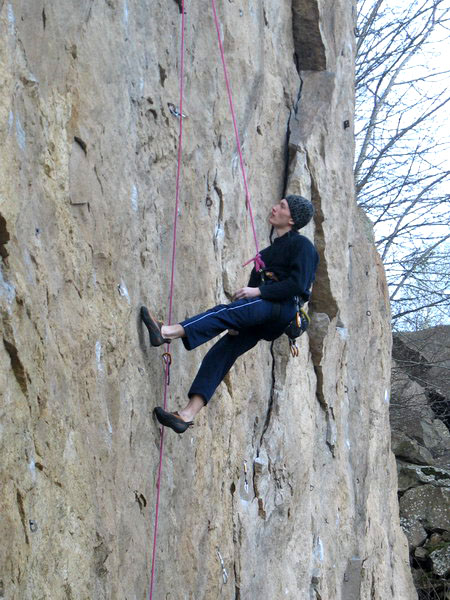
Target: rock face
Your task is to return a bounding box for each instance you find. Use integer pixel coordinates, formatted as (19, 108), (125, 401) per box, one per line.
(0, 1), (415, 599)
(392, 327), (450, 470)
(391, 328), (450, 597)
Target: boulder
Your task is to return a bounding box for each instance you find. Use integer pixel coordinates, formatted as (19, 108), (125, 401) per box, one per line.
(400, 485), (450, 536)
(392, 431), (435, 465)
(400, 516), (428, 549)
(414, 547), (428, 560)
(429, 543), (450, 578)
(397, 461), (450, 492)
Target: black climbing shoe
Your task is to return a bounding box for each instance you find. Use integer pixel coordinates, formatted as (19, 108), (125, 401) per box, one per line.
(140, 306), (169, 346)
(154, 407), (193, 434)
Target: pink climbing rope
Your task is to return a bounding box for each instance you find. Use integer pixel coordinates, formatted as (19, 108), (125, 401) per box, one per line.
(149, 3), (265, 597)
(211, 0), (265, 272)
(148, 1), (186, 598)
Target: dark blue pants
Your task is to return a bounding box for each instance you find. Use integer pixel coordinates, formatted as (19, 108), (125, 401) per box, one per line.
(180, 298), (296, 404)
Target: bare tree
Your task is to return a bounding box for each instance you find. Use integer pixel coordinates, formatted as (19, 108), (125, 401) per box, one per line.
(355, 0), (450, 330)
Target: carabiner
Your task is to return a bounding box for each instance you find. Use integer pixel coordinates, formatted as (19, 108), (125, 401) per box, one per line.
(290, 340), (299, 358)
(162, 352), (172, 367)
(162, 352), (172, 385)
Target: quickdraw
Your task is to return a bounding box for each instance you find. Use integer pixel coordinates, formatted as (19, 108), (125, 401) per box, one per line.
(216, 548), (229, 584)
(243, 460), (249, 494)
(285, 307), (310, 358)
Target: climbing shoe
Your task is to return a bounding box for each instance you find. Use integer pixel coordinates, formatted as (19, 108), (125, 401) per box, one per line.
(154, 407), (193, 434)
(140, 306), (169, 346)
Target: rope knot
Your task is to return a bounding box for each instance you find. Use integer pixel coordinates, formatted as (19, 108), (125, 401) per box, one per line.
(242, 253), (265, 271)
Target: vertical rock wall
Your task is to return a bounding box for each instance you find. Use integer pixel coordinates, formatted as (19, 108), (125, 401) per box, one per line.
(0, 0), (416, 598)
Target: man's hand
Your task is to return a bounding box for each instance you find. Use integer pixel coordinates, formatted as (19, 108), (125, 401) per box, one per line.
(233, 287), (261, 300)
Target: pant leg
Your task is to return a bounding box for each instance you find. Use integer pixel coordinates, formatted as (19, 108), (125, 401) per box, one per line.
(259, 299), (298, 341)
(180, 298), (273, 350)
(188, 330), (261, 404)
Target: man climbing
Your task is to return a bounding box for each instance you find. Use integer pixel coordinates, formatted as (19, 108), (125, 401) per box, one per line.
(141, 195), (319, 434)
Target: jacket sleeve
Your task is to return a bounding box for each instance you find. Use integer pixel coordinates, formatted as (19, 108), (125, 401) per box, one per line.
(259, 236), (318, 301)
(247, 267), (261, 287)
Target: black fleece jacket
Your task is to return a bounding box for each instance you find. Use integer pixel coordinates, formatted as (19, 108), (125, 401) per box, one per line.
(247, 230), (319, 302)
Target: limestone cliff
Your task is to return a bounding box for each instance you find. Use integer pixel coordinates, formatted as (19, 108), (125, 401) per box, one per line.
(0, 1), (416, 598)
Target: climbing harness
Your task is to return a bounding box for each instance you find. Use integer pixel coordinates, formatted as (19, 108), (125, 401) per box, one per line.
(260, 270), (310, 357)
(148, 2), (265, 598)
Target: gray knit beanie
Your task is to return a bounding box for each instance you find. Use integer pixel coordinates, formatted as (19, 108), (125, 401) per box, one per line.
(286, 195), (314, 230)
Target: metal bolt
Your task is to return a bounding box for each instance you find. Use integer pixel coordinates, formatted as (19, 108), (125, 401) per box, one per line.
(29, 520), (38, 533)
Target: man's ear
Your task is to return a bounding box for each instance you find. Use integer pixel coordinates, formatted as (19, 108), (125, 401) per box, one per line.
(288, 217), (295, 227)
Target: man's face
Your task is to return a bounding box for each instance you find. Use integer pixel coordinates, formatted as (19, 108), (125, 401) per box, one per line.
(269, 198), (294, 229)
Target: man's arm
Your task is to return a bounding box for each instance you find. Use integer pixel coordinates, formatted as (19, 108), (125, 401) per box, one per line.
(232, 266), (263, 299)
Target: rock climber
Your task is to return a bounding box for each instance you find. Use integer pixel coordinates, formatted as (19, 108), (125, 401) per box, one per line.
(141, 195), (319, 434)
